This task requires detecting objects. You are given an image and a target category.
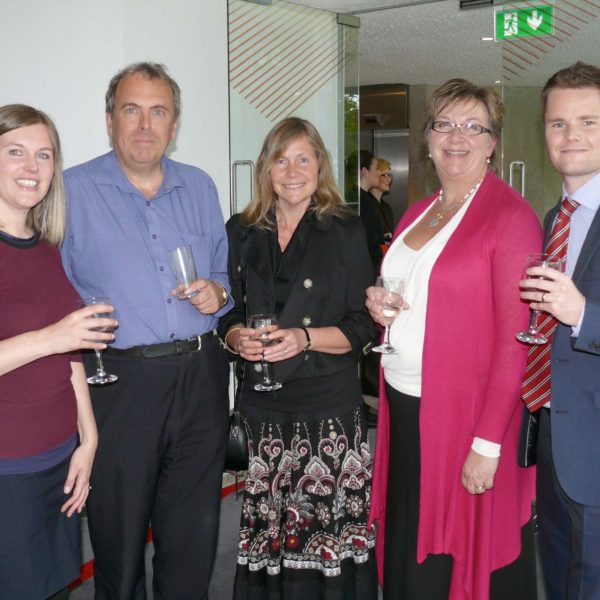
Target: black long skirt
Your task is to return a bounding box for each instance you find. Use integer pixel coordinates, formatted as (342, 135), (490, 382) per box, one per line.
(383, 384), (537, 600)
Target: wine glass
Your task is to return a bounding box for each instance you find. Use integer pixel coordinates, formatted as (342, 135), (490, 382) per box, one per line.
(82, 296), (118, 385)
(516, 253), (563, 345)
(372, 277), (406, 354)
(247, 313), (282, 392)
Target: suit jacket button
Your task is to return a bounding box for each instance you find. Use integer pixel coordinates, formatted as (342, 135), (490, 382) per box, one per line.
(303, 278), (313, 290)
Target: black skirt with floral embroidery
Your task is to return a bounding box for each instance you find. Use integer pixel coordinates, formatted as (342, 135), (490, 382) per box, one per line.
(233, 393), (377, 600)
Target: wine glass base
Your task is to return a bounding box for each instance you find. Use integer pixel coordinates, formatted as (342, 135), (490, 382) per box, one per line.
(515, 331), (548, 345)
(253, 381), (283, 392)
(176, 290), (200, 300)
(372, 342), (400, 355)
(87, 373), (119, 385)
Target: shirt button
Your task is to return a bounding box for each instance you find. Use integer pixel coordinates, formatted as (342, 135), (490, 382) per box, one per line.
(159, 266), (164, 272)
(152, 234), (157, 239)
(146, 201), (151, 207)
(170, 333), (175, 338)
(167, 298), (172, 304)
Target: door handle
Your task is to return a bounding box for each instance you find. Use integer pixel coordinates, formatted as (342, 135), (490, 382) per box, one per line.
(231, 160), (255, 215)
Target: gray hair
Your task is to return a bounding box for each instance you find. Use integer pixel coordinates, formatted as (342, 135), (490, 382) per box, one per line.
(105, 62), (181, 119)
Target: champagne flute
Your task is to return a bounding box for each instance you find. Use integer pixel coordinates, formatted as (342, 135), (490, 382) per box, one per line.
(82, 296), (118, 385)
(516, 253), (563, 345)
(247, 313), (282, 392)
(372, 276), (406, 354)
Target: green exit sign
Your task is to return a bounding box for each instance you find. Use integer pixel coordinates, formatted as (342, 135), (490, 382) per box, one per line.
(495, 5), (554, 41)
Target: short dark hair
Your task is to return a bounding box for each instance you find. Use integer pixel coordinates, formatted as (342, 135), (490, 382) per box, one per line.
(105, 62), (181, 119)
(359, 149), (375, 172)
(542, 61), (600, 115)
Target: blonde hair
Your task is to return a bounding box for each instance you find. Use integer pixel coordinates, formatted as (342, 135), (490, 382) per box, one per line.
(0, 104), (65, 245)
(241, 117), (346, 229)
(376, 157), (391, 172)
(423, 78), (504, 165)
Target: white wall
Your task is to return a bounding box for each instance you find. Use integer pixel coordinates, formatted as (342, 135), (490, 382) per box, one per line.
(0, 0), (230, 213)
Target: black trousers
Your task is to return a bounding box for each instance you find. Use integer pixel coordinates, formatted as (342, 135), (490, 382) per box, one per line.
(383, 384), (536, 600)
(537, 408), (600, 600)
(84, 336), (229, 600)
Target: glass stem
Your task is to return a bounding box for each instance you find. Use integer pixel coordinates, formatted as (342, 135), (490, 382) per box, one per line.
(384, 324), (391, 347)
(94, 349), (107, 376)
(261, 361), (273, 385)
(528, 309), (540, 334)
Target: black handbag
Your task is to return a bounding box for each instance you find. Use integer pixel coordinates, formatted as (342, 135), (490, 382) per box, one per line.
(224, 361), (248, 471)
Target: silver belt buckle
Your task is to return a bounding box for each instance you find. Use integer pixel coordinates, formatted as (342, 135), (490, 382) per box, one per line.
(192, 334), (202, 352)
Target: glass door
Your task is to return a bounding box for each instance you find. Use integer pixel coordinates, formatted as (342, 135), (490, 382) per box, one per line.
(227, 0), (359, 217)
(500, 0), (600, 219)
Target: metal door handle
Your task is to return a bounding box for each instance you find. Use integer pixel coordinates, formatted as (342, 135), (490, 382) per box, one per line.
(231, 160), (255, 215)
(509, 160), (525, 196)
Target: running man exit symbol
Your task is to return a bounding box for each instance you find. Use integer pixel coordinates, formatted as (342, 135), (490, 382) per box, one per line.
(495, 5), (554, 41)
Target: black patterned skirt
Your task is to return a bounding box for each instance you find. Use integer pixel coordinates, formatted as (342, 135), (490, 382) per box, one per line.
(233, 403), (377, 600)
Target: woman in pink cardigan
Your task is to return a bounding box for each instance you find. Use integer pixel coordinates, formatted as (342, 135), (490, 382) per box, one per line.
(366, 79), (542, 599)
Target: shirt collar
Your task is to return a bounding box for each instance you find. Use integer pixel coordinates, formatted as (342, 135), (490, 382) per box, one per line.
(563, 171), (600, 213)
(91, 151), (184, 198)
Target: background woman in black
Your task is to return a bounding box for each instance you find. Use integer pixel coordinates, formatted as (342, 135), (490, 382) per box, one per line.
(220, 117), (378, 600)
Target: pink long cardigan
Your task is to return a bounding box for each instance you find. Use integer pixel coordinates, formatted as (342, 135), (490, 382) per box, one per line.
(368, 172), (542, 599)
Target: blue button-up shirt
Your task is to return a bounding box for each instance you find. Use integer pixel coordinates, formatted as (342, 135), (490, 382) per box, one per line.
(61, 151), (232, 348)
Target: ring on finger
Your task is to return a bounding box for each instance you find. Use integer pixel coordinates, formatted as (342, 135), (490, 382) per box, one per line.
(476, 485), (485, 492)
(542, 292), (547, 303)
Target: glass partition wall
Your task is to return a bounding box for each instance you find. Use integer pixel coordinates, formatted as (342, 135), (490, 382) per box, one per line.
(227, 0), (359, 217)
(499, 0), (600, 219)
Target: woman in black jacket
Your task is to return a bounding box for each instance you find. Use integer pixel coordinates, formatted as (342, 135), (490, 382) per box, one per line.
(219, 117), (378, 600)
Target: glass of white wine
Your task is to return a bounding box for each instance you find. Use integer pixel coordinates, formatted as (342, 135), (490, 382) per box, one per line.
(82, 296), (118, 385)
(372, 277), (406, 355)
(516, 253), (563, 345)
(247, 313), (282, 392)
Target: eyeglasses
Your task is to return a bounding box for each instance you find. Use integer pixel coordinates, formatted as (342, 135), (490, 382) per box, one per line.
(381, 173), (393, 180)
(431, 121), (492, 136)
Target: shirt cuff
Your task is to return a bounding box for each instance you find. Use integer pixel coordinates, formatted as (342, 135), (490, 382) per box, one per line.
(471, 437), (501, 458)
(571, 298), (586, 337)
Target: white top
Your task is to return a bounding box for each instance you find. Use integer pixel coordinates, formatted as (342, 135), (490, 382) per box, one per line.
(380, 185), (500, 457)
(381, 192), (475, 396)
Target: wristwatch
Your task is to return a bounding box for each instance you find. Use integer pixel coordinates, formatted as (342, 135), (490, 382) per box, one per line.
(213, 281), (229, 308)
(300, 327), (311, 352)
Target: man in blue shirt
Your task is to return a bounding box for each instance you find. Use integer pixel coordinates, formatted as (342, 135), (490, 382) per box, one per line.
(61, 62), (232, 599)
(520, 62), (600, 600)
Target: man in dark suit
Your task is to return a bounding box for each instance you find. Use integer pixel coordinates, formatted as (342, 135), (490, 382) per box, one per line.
(520, 62), (600, 599)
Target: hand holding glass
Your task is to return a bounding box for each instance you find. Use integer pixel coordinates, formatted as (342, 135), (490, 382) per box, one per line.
(372, 277), (406, 354)
(82, 296), (118, 385)
(169, 245), (200, 300)
(247, 313), (282, 392)
(516, 253), (563, 345)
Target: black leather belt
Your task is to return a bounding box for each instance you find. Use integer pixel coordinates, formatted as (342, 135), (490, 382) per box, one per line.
(106, 331), (216, 358)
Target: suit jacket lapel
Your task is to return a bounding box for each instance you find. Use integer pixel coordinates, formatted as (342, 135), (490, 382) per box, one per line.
(573, 206), (600, 283)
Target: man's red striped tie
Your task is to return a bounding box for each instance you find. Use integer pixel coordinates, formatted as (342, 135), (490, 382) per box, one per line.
(521, 197), (580, 412)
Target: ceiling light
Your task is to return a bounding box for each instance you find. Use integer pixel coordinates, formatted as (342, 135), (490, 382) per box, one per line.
(481, 37), (494, 41)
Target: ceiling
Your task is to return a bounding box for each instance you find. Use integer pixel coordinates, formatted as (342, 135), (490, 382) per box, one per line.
(290, 0), (600, 87)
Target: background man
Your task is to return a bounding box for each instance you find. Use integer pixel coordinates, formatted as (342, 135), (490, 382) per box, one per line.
(520, 61), (600, 599)
(61, 62), (231, 599)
